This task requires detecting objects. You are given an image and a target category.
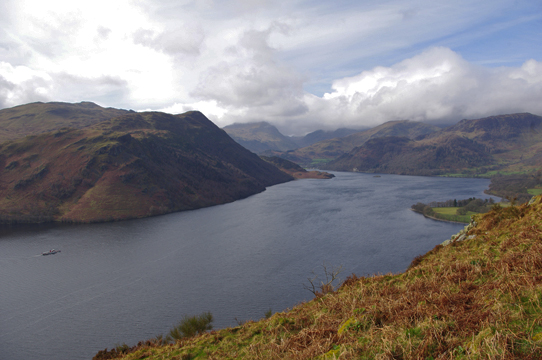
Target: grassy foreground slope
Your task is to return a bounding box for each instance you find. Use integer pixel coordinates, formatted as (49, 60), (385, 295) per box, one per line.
(109, 198), (542, 359)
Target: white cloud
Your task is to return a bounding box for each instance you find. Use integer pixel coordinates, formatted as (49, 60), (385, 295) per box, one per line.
(189, 46), (542, 135)
(157, 100), (227, 121)
(0, 62), (52, 108)
(291, 48), (542, 133)
(0, 0), (541, 135)
(510, 59), (542, 84)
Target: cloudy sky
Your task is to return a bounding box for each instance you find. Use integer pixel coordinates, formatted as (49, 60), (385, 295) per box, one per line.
(1, 0), (541, 134)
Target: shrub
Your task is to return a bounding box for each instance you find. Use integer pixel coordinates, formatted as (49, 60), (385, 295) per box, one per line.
(167, 312), (214, 342)
(303, 263), (343, 297)
(411, 202), (426, 213)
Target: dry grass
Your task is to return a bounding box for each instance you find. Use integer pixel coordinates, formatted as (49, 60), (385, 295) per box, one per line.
(106, 197), (542, 360)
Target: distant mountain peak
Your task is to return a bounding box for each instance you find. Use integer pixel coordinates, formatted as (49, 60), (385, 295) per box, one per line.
(223, 121), (298, 153)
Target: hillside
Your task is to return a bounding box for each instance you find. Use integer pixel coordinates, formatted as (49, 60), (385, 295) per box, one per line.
(290, 128), (361, 148)
(325, 135), (492, 175)
(438, 113), (542, 152)
(0, 101), (131, 143)
(0, 109), (293, 223)
(324, 113), (542, 176)
(222, 122), (298, 153)
(275, 120), (441, 167)
(100, 196), (542, 359)
(486, 171), (542, 204)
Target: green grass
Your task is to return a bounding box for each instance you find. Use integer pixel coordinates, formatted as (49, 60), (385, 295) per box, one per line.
(430, 207), (477, 223)
(431, 204), (512, 223)
(432, 207), (474, 216)
(483, 169), (535, 177)
(528, 188), (542, 196)
(440, 170), (535, 178)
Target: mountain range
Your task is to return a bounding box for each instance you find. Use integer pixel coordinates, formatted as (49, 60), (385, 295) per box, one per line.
(222, 121), (360, 154)
(275, 120), (441, 167)
(2, 102), (541, 223)
(230, 112), (542, 177)
(0, 102), (292, 223)
(324, 113), (542, 176)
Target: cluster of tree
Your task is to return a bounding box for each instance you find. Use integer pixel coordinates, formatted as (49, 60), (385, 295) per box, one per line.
(425, 197), (494, 208)
(411, 197), (495, 219)
(455, 198), (494, 215)
(411, 202), (436, 216)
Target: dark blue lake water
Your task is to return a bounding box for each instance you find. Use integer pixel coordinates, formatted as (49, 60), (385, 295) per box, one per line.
(0, 172), (493, 360)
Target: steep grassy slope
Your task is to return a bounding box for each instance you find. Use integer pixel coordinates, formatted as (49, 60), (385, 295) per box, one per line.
(0, 111), (292, 223)
(102, 197), (542, 360)
(325, 113), (542, 175)
(276, 120), (440, 167)
(223, 122), (299, 153)
(0, 101), (131, 142)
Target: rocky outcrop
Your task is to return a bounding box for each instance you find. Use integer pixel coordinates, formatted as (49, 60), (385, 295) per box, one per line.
(441, 219), (478, 246)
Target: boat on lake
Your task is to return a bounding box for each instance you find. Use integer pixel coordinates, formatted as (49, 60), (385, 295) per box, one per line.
(42, 249), (61, 256)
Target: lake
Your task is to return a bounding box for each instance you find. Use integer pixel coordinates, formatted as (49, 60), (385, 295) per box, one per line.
(0, 172), (493, 360)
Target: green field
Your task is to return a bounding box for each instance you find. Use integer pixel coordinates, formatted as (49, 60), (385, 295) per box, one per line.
(528, 188), (542, 196)
(440, 169), (536, 178)
(430, 207), (476, 223)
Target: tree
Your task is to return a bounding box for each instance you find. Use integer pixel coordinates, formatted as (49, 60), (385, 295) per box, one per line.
(423, 206), (434, 216)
